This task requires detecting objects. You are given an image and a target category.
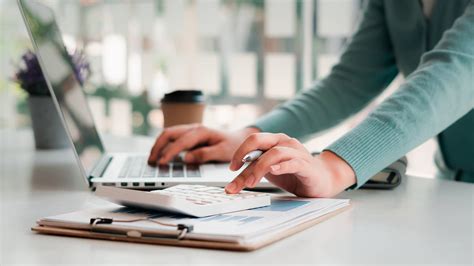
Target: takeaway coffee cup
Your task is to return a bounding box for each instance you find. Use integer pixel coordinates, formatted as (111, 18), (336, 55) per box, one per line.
(161, 90), (206, 127)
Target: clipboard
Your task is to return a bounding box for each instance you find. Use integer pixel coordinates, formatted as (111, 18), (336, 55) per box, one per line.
(32, 204), (351, 252)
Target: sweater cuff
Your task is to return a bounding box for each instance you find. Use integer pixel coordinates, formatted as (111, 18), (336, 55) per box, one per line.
(325, 119), (403, 189)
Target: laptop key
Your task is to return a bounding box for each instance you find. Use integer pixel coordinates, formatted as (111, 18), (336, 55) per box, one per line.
(118, 167), (129, 178)
(158, 165), (170, 177)
(172, 164), (184, 178)
(118, 157), (134, 178)
(143, 165), (157, 177)
(128, 161), (144, 177)
(128, 167), (143, 177)
(186, 164), (201, 178)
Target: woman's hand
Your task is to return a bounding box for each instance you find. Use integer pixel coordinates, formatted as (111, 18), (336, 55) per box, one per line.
(225, 133), (356, 198)
(148, 124), (260, 165)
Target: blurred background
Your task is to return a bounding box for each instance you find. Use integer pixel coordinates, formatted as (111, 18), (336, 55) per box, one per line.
(0, 0), (437, 177)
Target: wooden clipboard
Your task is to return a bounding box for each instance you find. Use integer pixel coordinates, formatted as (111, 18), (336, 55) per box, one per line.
(32, 204), (351, 252)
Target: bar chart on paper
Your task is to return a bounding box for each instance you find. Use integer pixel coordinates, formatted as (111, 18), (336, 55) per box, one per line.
(197, 200), (310, 225)
(255, 199), (309, 212)
(199, 214), (263, 225)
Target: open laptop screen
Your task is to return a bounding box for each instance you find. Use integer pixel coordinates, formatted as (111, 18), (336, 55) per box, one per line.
(19, 0), (105, 176)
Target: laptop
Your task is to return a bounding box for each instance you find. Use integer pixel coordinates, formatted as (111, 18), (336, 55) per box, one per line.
(18, 0), (273, 190)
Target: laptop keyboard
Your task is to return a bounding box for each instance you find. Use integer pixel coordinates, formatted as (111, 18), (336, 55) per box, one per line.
(118, 156), (201, 178)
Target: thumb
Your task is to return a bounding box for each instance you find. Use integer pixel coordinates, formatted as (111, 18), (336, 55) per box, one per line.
(184, 145), (227, 163)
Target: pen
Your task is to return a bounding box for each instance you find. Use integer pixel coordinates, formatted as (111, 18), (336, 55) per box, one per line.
(242, 150), (263, 163)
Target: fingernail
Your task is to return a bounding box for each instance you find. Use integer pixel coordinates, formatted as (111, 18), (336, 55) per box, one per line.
(270, 165), (280, 172)
(225, 182), (237, 193)
(245, 174), (255, 187)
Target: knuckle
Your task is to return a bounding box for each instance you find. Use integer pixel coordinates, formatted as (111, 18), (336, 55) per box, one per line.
(288, 137), (299, 145)
(202, 149), (214, 160)
(195, 150), (207, 161)
(176, 136), (188, 146)
(293, 158), (304, 168)
(192, 124), (206, 133)
(191, 149), (201, 157)
(235, 175), (247, 185)
(241, 166), (254, 178)
(270, 146), (285, 156)
(195, 124), (205, 130)
(161, 129), (171, 137)
(253, 161), (265, 172)
(165, 140), (178, 149)
(278, 162), (288, 171)
(247, 133), (260, 143)
(254, 159), (270, 173)
(277, 133), (290, 140)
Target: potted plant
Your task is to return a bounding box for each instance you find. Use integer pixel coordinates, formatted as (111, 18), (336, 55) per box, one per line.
(13, 50), (90, 150)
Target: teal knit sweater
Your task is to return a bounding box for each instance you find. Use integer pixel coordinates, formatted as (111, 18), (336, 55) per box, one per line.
(254, 0), (474, 188)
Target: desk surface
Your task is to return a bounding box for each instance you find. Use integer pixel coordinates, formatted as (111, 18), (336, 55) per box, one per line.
(1, 129), (473, 265)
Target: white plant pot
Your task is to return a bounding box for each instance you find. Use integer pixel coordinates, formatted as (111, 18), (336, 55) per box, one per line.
(28, 96), (70, 150)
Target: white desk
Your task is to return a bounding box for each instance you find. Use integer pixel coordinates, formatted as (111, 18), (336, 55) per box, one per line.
(1, 129), (473, 265)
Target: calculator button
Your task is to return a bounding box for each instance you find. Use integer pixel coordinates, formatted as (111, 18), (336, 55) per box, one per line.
(152, 184), (271, 215)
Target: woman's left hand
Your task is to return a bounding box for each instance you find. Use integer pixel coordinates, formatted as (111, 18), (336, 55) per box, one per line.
(225, 133), (356, 198)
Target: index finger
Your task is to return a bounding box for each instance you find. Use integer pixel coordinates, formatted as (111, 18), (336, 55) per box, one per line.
(229, 133), (291, 171)
(148, 124), (197, 165)
(158, 126), (214, 164)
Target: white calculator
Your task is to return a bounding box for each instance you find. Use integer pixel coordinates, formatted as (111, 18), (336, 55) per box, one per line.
(96, 184), (271, 217)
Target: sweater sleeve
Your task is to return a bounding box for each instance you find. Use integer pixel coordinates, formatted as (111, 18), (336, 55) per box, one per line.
(253, 0), (398, 139)
(327, 1), (474, 188)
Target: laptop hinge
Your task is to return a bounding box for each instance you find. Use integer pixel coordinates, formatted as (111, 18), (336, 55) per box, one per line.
(89, 155), (113, 179)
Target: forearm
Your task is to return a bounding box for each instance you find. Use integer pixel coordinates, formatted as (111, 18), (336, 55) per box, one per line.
(327, 2), (474, 188)
(254, 0), (398, 139)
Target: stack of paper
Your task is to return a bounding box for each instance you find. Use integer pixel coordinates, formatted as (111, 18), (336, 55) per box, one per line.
(34, 196), (350, 250)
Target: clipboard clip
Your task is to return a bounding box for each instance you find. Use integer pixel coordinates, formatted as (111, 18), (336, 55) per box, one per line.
(89, 217), (194, 240)
(90, 218), (113, 225)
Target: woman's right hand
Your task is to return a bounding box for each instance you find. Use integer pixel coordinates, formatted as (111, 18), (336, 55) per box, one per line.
(147, 124), (260, 165)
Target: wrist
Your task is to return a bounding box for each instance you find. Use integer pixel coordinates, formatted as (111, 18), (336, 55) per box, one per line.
(320, 150), (356, 193)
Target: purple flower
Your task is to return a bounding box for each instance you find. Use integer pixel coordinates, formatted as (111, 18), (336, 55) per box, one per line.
(13, 49), (91, 96)
(71, 50), (91, 86)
